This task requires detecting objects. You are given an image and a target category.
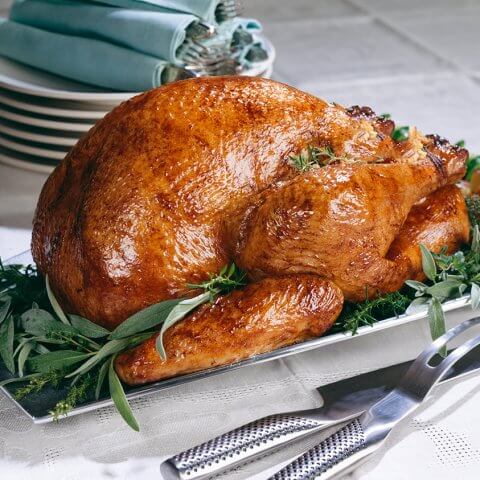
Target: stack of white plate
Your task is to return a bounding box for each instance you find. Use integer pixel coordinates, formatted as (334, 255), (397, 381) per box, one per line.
(0, 37), (274, 174)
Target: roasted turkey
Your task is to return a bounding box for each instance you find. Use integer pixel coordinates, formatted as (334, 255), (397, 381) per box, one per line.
(32, 77), (470, 385)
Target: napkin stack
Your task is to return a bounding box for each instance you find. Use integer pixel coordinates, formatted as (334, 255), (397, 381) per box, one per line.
(0, 0), (270, 91)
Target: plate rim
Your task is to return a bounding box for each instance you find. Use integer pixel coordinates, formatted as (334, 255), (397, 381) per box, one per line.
(0, 118), (80, 146)
(0, 132), (68, 159)
(0, 91), (109, 119)
(0, 145), (56, 173)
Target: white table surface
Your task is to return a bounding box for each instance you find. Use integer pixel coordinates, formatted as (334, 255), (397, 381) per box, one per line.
(1, 1), (480, 479)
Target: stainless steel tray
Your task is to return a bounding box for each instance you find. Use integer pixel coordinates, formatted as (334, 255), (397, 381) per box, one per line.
(0, 251), (474, 423)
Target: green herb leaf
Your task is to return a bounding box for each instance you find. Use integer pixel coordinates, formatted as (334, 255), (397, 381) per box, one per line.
(471, 283), (480, 310)
(405, 296), (429, 315)
(0, 315), (15, 373)
(0, 297), (11, 325)
(392, 125), (409, 142)
(108, 357), (139, 431)
(425, 279), (464, 300)
(17, 341), (34, 377)
(0, 372), (42, 387)
(109, 299), (182, 340)
(66, 334), (150, 378)
(45, 276), (69, 325)
(95, 360), (109, 400)
(472, 225), (480, 254)
(420, 244), (437, 282)
(405, 280), (428, 292)
(466, 155), (480, 181)
(29, 350), (93, 373)
(69, 315), (110, 338)
(156, 292), (210, 360)
(428, 297), (447, 357)
(20, 308), (58, 336)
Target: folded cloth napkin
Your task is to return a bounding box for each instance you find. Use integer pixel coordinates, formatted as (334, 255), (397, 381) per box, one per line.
(0, 19), (169, 91)
(10, 0), (197, 63)
(89, 0), (225, 23)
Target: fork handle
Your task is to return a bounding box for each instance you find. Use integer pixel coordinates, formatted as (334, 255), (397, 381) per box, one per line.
(269, 418), (375, 480)
(161, 413), (331, 480)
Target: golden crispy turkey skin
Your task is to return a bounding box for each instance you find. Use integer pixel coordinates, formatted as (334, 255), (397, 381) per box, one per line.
(31, 77), (470, 385)
(116, 275), (343, 385)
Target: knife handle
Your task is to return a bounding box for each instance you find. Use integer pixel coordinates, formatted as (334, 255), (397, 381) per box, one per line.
(269, 418), (375, 480)
(161, 412), (332, 480)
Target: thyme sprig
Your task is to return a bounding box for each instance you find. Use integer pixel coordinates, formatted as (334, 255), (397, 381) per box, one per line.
(290, 145), (350, 172)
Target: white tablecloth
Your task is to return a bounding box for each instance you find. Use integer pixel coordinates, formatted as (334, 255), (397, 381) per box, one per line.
(1, 228), (480, 480)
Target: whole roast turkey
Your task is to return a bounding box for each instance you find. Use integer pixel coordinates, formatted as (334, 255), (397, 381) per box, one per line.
(32, 77), (470, 385)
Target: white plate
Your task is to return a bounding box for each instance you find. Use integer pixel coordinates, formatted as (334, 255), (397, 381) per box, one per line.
(0, 35), (274, 102)
(0, 90), (109, 119)
(0, 105), (93, 132)
(0, 56), (135, 102)
(0, 144), (56, 173)
(0, 118), (81, 146)
(0, 133), (68, 160)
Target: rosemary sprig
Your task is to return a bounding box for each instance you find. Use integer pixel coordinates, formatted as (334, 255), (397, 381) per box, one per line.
(333, 291), (411, 335)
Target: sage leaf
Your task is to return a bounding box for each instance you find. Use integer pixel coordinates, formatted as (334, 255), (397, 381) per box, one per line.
(156, 292), (210, 360)
(0, 372), (41, 387)
(29, 350), (92, 373)
(13, 336), (33, 357)
(20, 308), (58, 336)
(472, 225), (480, 254)
(405, 280), (427, 292)
(66, 335), (150, 378)
(46, 275), (70, 325)
(34, 344), (50, 354)
(17, 342), (34, 377)
(108, 357), (139, 431)
(420, 244), (437, 282)
(109, 298), (182, 340)
(69, 315), (110, 338)
(471, 283), (480, 310)
(428, 297), (447, 357)
(425, 279), (464, 300)
(0, 297), (11, 325)
(95, 359), (109, 400)
(405, 297), (429, 315)
(0, 316), (15, 373)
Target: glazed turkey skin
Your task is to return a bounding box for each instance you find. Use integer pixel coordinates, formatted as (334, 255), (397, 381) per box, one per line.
(32, 76), (468, 329)
(31, 77), (471, 385)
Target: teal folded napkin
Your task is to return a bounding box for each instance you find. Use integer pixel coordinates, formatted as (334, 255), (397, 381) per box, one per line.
(0, 19), (168, 91)
(90, 0), (224, 23)
(10, 0), (197, 63)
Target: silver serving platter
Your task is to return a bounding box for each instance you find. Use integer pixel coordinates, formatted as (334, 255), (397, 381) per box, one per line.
(0, 251), (474, 423)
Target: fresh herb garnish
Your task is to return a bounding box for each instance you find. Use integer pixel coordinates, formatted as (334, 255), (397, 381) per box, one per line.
(290, 145), (349, 172)
(333, 291), (411, 335)
(0, 261), (246, 429)
(405, 226), (480, 355)
(391, 125), (410, 142)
